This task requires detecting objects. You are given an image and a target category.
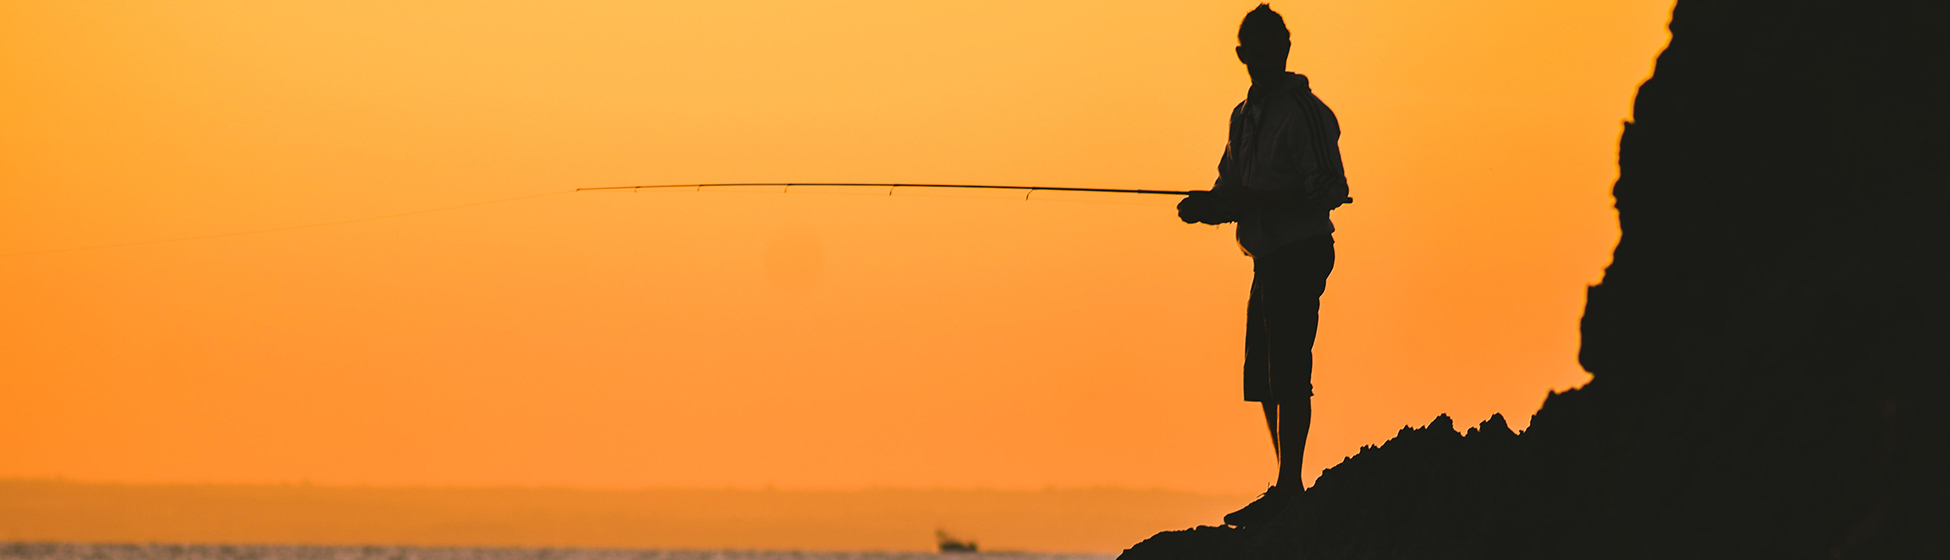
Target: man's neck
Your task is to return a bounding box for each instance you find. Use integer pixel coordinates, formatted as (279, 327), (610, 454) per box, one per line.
(1247, 70), (1288, 102)
(1249, 70), (1287, 88)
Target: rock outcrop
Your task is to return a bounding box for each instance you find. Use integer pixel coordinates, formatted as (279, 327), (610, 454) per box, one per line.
(1121, 0), (1948, 557)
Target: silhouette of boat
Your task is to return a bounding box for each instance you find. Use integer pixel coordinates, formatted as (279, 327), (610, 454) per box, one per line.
(936, 529), (978, 553)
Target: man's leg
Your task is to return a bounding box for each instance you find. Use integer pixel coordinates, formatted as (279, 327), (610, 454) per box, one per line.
(1225, 237), (1333, 527)
(1228, 397), (1301, 528)
(1228, 247), (1303, 527)
(1245, 265), (1277, 460)
(1263, 401), (1281, 462)
(1274, 235), (1331, 490)
(1276, 398), (1310, 487)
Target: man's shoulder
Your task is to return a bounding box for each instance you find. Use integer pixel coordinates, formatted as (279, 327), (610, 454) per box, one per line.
(1280, 74), (1324, 104)
(1278, 86), (1336, 124)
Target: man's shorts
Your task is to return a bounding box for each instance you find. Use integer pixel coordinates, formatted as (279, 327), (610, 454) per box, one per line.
(1243, 234), (1335, 404)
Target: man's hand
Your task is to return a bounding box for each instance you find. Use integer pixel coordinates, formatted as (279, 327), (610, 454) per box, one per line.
(1178, 191), (1236, 225)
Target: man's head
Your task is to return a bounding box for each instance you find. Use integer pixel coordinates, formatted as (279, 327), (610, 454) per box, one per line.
(1236, 4), (1290, 82)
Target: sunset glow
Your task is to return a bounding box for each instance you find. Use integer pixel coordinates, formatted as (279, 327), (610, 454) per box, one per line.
(2, 0), (1672, 508)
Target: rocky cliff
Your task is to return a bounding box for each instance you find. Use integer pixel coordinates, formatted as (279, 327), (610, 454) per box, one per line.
(1121, 0), (1948, 557)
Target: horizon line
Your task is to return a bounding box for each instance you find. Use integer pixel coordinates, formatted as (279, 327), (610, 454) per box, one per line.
(0, 477), (1249, 496)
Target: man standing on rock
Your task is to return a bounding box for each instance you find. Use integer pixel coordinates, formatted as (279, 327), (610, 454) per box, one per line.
(1177, 3), (1349, 528)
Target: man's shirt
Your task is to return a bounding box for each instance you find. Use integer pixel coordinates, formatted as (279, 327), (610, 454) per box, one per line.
(1215, 72), (1345, 257)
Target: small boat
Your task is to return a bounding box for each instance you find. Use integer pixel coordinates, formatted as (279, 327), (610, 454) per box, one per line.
(936, 529), (978, 553)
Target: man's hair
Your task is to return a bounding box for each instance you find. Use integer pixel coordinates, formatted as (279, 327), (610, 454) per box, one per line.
(1238, 4), (1290, 47)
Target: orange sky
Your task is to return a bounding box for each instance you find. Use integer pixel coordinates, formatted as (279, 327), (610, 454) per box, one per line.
(0, 1), (1673, 495)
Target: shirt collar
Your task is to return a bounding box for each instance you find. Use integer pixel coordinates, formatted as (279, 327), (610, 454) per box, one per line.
(1247, 72), (1309, 105)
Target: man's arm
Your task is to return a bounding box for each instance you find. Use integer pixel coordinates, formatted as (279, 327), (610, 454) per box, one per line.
(1216, 186), (1307, 208)
(1220, 187), (1350, 214)
(1181, 142), (1241, 225)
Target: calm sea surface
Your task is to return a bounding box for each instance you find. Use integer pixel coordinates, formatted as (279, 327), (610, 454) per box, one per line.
(0, 544), (1115, 560)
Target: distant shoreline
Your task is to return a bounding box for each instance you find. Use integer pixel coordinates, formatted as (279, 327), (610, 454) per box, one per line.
(0, 541), (1116, 559)
(0, 480), (1244, 553)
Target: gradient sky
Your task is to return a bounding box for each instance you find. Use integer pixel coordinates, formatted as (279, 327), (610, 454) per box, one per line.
(1, 1), (1674, 495)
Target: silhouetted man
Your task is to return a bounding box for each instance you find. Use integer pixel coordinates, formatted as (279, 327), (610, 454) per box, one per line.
(1177, 4), (1348, 528)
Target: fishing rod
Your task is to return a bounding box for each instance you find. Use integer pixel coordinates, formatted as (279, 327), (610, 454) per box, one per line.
(576, 182), (1193, 199)
(576, 182), (1352, 204)
(4, 182), (1349, 258)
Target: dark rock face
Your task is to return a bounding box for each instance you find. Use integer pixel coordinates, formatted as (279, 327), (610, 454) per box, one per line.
(1122, 1), (1948, 558)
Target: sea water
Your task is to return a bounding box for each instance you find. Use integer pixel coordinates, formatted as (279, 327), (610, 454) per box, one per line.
(0, 544), (1116, 560)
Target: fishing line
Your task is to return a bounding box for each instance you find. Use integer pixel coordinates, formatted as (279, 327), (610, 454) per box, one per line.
(0, 189), (575, 259)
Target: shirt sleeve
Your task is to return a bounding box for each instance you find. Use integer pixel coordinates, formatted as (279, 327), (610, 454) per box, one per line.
(1288, 93), (1347, 209)
(1214, 104), (1244, 192)
(1214, 145), (1235, 191)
